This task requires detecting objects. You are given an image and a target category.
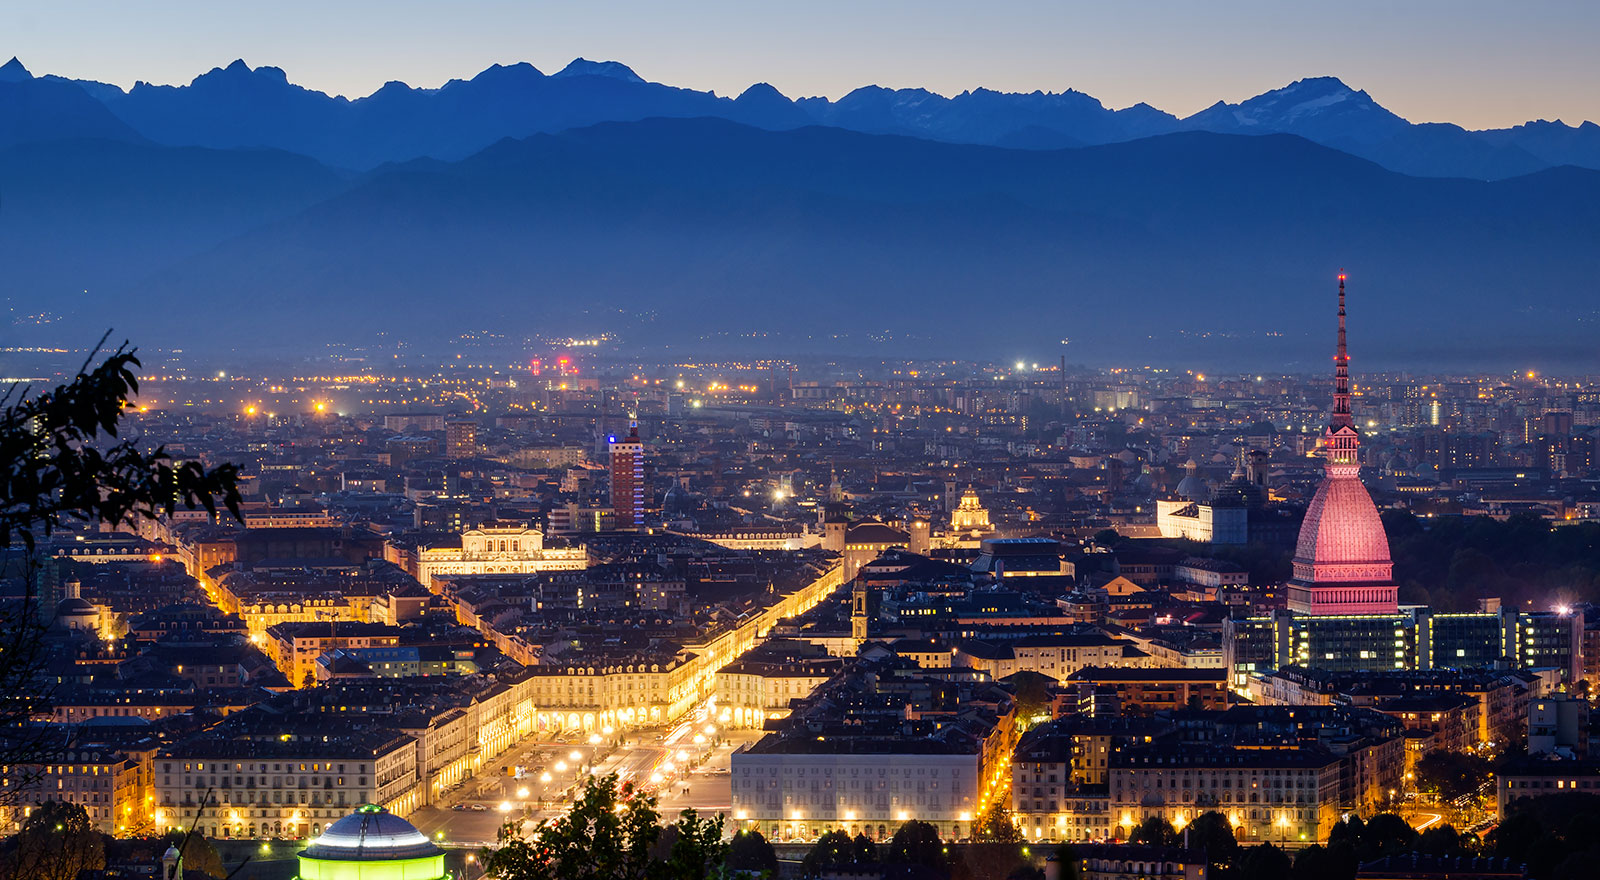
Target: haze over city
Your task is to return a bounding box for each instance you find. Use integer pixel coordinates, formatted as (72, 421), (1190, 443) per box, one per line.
(4, 4), (1600, 880)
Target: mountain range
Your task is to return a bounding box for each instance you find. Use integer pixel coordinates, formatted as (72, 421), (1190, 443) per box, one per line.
(3, 57), (1600, 368)
(5, 56), (1599, 179)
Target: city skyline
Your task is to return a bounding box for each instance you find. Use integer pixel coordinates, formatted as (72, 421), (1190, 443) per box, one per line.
(5, 6), (1600, 878)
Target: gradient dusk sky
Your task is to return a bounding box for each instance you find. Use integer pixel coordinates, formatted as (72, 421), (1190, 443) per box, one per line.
(6, 0), (1597, 129)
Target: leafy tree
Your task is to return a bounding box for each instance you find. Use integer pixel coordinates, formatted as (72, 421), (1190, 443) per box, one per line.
(1444, 548), (1503, 607)
(1291, 843), (1358, 880)
(887, 820), (946, 872)
(164, 829), (225, 879)
(481, 773), (724, 880)
(852, 833), (878, 865)
(1488, 810), (1539, 862)
(656, 809), (726, 880)
(1554, 850), (1600, 880)
(802, 830), (857, 876)
(1417, 824), (1472, 857)
(1326, 815), (1364, 853)
(1050, 843), (1081, 880)
(975, 804), (1023, 843)
(726, 829), (777, 875)
(1006, 671), (1057, 723)
(1415, 751), (1492, 802)
(0, 338), (240, 553)
(1185, 811), (1239, 871)
(0, 801), (107, 880)
(1488, 793), (1600, 880)
(1236, 842), (1291, 880)
(1382, 510), (1600, 610)
(1130, 816), (1178, 847)
(0, 340), (240, 792)
(1361, 813), (1419, 860)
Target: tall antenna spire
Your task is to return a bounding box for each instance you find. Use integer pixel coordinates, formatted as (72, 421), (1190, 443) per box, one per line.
(1331, 271), (1352, 430)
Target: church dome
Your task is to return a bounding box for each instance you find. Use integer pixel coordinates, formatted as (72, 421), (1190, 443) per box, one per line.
(55, 596), (97, 631)
(300, 805), (443, 863)
(1174, 460), (1210, 502)
(1293, 474), (1392, 576)
(662, 482), (693, 514)
(57, 596), (95, 616)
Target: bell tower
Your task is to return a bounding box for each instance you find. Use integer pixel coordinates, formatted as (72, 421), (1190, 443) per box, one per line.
(851, 580), (869, 645)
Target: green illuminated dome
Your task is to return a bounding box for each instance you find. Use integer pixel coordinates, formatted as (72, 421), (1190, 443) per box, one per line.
(297, 805), (445, 880)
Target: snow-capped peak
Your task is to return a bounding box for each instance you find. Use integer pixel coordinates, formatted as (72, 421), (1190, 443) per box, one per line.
(553, 58), (645, 83)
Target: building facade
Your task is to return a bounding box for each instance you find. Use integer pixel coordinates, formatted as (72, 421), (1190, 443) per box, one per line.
(411, 524), (587, 590)
(1108, 747), (1343, 847)
(155, 732), (420, 840)
(609, 425), (645, 530)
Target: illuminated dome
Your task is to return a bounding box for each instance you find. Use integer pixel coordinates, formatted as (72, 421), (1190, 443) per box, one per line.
(951, 488), (992, 533)
(297, 805), (445, 880)
(1291, 472), (1393, 582)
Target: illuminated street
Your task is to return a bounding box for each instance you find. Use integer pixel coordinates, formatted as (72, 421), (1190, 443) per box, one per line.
(407, 721), (765, 845)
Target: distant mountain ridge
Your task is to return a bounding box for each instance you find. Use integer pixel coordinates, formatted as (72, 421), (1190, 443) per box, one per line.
(5, 57), (1600, 369)
(3, 55), (1599, 178)
(6, 115), (1597, 368)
